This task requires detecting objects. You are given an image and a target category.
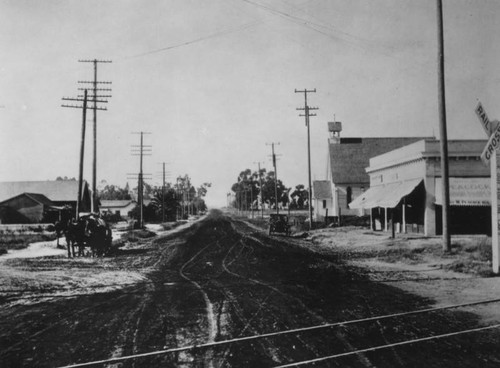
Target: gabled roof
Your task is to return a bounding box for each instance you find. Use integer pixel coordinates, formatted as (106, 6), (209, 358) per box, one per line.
(0, 192), (53, 206)
(0, 181), (86, 203)
(24, 193), (54, 206)
(313, 181), (332, 199)
(329, 137), (429, 184)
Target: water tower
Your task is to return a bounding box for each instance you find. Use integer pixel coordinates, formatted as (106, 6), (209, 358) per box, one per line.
(328, 121), (342, 144)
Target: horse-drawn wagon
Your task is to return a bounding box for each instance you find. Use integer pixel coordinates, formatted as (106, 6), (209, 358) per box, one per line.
(57, 214), (112, 257)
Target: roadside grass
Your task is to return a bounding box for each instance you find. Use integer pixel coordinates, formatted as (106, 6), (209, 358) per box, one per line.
(0, 233), (56, 252)
(342, 236), (494, 277)
(120, 229), (156, 243)
(444, 237), (494, 276)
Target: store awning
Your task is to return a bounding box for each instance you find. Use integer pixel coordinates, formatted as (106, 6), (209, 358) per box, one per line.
(349, 179), (422, 209)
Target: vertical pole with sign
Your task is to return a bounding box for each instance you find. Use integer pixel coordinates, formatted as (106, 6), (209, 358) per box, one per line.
(476, 102), (500, 274)
(494, 152), (500, 273)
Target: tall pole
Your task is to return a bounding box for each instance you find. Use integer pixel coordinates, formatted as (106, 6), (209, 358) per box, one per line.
(295, 88), (318, 230)
(162, 162), (166, 222)
(139, 132), (144, 228)
(92, 61), (97, 213)
(78, 59), (112, 213)
(255, 161), (264, 218)
(267, 143), (280, 214)
(76, 90), (88, 220)
(273, 144), (279, 214)
(129, 132), (151, 228)
(437, 0), (451, 252)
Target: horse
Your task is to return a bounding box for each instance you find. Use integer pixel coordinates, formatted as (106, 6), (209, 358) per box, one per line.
(64, 219), (86, 257)
(53, 220), (66, 249)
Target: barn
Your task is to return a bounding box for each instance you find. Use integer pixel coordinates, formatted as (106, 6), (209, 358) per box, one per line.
(0, 181), (91, 223)
(0, 193), (54, 223)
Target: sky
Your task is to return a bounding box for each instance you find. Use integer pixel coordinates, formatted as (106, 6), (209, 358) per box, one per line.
(1, 0), (500, 207)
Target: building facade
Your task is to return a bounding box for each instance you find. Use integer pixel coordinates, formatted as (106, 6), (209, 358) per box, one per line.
(0, 193), (53, 223)
(326, 121), (428, 217)
(0, 181), (91, 223)
(312, 180), (334, 221)
(100, 200), (137, 218)
(349, 139), (490, 236)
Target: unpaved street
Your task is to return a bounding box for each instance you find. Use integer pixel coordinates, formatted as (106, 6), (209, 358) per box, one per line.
(1, 210), (500, 367)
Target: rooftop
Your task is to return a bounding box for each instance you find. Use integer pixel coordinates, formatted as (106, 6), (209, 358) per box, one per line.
(329, 137), (429, 184)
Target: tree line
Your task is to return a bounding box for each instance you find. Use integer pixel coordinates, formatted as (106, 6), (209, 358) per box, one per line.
(231, 168), (309, 211)
(98, 174), (211, 222)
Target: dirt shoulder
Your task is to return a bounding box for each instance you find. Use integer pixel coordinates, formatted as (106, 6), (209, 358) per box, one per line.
(0, 218), (203, 308)
(244, 217), (500, 325)
(305, 226), (500, 324)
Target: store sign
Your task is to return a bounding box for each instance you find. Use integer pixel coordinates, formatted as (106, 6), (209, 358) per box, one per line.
(435, 178), (490, 206)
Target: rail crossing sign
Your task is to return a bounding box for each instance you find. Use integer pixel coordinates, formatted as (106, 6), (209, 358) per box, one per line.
(475, 101), (500, 274)
(480, 121), (500, 164)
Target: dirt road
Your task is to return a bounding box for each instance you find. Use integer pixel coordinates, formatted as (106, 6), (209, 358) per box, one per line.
(1, 210), (500, 367)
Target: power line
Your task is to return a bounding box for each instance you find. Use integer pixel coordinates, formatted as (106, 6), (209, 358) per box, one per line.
(124, 21), (261, 59)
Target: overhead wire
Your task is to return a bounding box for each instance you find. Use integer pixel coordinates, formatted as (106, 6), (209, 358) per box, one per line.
(122, 21), (262, 60)
(237, 0), (432, 74)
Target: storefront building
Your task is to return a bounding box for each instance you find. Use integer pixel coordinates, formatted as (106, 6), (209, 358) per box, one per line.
(349, 139), (490, 236)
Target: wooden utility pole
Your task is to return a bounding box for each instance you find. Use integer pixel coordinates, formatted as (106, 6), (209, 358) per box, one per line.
(254, 161), (265, 218)
(436, 0), (451, 252)
(76, 90), (88, 219)
(157, 162), (170, 222)
(295, 88), (318, 230)
(267, 143), (280, 214)
(62, 86), (107, 218)
(130, 132), (152, 228)
(78, 59), (112, 213)
(162, 162), (166, 222)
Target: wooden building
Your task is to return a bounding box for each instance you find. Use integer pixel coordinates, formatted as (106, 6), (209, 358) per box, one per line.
(0, 181), (91, 223)
(100, 200), (137, 218)
(349, 139), (490, 236)
(326, 121), (428, 217)
(0, 193), (54, 223)
(312, 180), (334, 221)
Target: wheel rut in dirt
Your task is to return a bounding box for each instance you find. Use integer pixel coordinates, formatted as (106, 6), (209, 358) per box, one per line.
(2, 210), (500, 367)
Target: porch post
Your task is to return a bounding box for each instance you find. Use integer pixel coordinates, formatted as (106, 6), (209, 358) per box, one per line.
(403, 198), (407, 234)
(384, 207), (388, 232)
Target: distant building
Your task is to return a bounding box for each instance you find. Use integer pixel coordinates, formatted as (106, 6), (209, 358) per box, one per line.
(0, 193), (54, 223)
(326, 121), (429, 217)
(312, 180), (333, 221)
(100, 200), (137, 218)
(0, 180), (91, 223)
(349, 139), (490, 236)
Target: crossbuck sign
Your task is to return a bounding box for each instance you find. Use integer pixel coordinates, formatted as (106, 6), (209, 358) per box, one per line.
(475, 102), (500, 274)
